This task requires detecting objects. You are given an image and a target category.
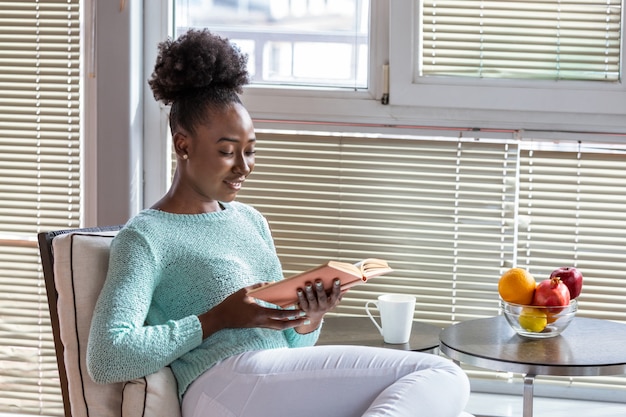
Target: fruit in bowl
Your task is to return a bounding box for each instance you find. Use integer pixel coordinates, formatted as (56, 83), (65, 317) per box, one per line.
(501, 299), (578, 338)
(549, 266), (583, 299)
(498, 267), (583, 338)
(497, 267), (537, 305)
(533, 275), (570, 315)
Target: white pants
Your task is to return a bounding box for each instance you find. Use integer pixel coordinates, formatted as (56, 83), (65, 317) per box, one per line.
(182, 345), (470, 417)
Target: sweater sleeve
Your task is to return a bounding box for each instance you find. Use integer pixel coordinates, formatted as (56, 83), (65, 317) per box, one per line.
(283, 325), (322, 347)
(87, 229), (203, 384)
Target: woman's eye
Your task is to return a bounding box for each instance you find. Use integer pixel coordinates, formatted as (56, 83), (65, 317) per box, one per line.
(219, 148), (255, 156)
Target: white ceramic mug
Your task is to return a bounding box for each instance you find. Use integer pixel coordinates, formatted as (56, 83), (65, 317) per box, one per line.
(365, 293), (416, 344)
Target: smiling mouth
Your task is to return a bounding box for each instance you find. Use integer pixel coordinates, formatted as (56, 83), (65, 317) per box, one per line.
(224, 179), (244, 190)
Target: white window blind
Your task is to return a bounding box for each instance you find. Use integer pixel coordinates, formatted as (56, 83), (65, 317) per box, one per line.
(237, 130), (626, 396)
(421, 0), (622, 81)
(516, 144), (626, 322)
(473, 141), (626, 395)
(238, 132), (519, 323)
(0, 1), (81, 415)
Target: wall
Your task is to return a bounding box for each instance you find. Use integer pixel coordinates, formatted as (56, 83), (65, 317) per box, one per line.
(84, 1), (143, 227)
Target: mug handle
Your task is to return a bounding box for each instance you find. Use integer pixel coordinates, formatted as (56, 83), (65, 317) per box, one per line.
(365, 300), (383, 336)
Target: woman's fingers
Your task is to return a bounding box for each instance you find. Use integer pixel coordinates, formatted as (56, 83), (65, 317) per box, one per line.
(314, 280), (328, 308)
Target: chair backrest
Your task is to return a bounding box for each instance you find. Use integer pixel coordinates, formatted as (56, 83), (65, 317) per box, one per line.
(38, 226), (181, 417)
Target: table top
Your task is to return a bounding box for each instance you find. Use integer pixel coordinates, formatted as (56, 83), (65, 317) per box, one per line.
(317, 316), (442, 352)
(439, 316), (626, 377)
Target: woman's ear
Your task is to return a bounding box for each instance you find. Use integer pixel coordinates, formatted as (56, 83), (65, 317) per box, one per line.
(173, 131), (189, 160)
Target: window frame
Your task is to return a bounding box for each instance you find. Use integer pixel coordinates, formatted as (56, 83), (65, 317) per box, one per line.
(143, 0), (626, 206)
(234, 0), (389, 118)
(388, 1), (626, 135)
(143, 0), (392, 205)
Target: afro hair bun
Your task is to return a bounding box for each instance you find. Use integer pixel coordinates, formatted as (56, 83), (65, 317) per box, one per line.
(148, 29), (249, 105)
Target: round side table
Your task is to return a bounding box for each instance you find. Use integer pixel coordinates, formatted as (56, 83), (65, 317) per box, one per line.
(439, 316), (626, 417)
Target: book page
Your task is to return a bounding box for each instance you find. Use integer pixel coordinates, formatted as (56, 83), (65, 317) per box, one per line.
(356, 258), (393, 278)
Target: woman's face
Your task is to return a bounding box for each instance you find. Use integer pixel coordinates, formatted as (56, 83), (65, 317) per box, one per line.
(175, 103), (256, 210)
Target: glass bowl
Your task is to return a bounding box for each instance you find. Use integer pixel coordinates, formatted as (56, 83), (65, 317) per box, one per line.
(500, 298), (578, 339)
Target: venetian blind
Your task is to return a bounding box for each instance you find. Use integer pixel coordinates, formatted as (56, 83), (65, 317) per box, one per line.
(237, 130), (626, 397)
(238, 132), (519, 324)
(0, 1), (81, 415)
(517, 144), (626, 322)
(421, 0), (622, 80)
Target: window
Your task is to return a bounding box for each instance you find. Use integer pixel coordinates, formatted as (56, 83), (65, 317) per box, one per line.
(421, 1), (622, 81)
(153, 0), (626, 141)
(389, 0), (626, 133)
(0, 1), (81, 415)
(174, 0), (370, 89)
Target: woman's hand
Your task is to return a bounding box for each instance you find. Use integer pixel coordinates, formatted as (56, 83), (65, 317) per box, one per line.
(294, 278), (343, 334)
(197, 285), (310, 339)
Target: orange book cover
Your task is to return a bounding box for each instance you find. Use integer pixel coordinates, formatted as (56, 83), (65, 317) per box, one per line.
(248, 258), (393, 308)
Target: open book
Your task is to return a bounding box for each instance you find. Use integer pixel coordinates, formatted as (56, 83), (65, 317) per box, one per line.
(248, 258), (393, 308)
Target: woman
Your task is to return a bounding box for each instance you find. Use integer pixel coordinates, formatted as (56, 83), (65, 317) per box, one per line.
(87, 29), (471, 417)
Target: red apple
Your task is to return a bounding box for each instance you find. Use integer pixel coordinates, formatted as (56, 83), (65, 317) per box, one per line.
(550, 267), (583, 299)
(533, 277), (570, 313)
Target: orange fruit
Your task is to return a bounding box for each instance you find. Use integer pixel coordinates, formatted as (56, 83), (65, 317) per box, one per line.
(498, 267), (536, 305)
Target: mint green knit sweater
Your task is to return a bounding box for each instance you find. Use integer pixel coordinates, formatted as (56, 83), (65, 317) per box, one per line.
(86, 202), (320, 399)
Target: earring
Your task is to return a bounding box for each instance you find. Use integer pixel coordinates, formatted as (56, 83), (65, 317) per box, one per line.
(182, 154), (188, 160)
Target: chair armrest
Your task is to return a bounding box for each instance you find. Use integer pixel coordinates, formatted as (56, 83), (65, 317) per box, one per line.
(122, 366), (182, 417)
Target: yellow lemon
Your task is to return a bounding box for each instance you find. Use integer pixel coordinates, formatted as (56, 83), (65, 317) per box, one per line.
(518, 307), (547, 332)
(498, 268), (536, 305)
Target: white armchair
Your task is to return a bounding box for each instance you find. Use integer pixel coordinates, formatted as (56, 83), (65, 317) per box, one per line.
(38, 227), (181, 417)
